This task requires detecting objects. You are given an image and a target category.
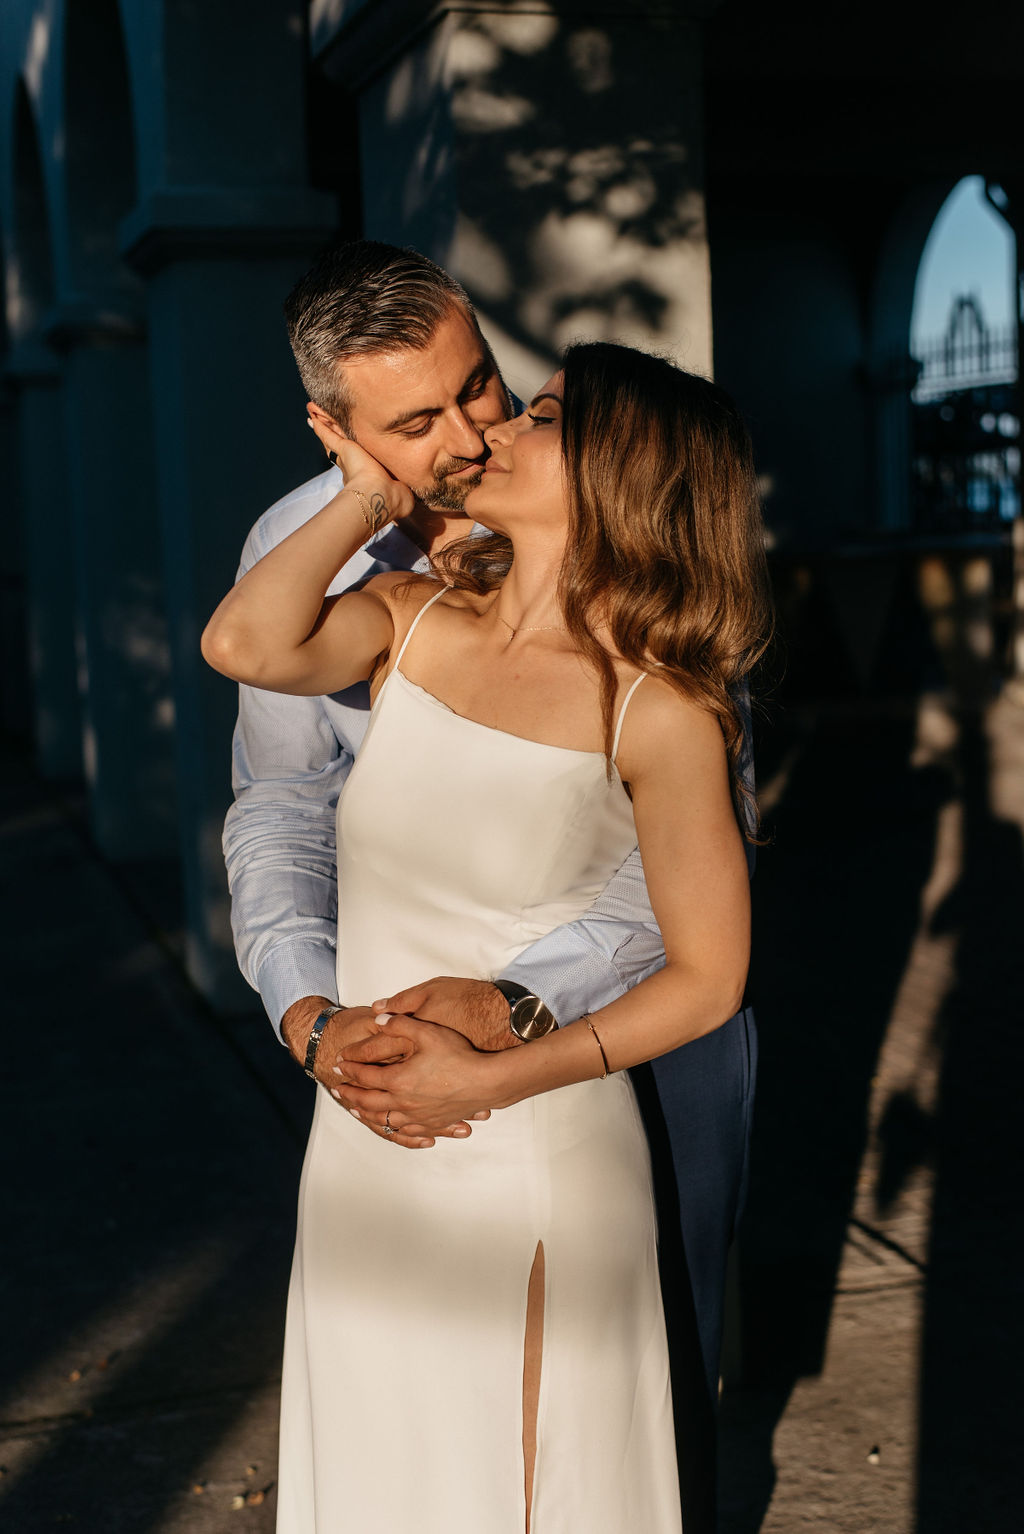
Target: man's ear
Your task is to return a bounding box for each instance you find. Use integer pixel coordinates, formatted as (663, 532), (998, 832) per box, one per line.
(306, 401), (348, 439)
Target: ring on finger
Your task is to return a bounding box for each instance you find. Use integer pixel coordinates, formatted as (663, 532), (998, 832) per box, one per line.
(382, 1109), (395, 1137)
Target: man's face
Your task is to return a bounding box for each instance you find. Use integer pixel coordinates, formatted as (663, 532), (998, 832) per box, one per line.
(339, 307), (511, 512)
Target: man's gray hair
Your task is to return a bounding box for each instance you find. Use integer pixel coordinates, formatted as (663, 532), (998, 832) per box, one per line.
(284, 240), (477, 433)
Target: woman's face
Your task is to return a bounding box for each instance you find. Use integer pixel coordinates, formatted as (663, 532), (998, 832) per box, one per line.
(466, 372), (567, 536)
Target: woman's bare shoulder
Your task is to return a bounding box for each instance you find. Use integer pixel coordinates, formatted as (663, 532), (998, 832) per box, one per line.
(362, 572), (485, 616)
(361, 570), (438, 607)
(614, 667), (726, 780)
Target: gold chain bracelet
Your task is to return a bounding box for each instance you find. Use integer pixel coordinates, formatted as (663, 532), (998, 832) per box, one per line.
(346, 486), (390, 537)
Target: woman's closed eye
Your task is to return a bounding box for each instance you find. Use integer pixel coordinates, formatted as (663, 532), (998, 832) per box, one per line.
(527, 412), (556, 426)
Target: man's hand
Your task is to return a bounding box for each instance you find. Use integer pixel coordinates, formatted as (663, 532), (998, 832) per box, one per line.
(281, 995), (347, 1066)
(281, 995), (481, 1150)
(367, 977), (519, 1052)
(337, 1016), (495, 1133)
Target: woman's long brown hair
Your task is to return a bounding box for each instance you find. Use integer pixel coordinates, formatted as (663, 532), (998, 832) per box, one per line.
(432, 341), (773, 836)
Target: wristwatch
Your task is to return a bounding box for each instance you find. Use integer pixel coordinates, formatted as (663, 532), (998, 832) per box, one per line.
(492, 979), (558, 1042)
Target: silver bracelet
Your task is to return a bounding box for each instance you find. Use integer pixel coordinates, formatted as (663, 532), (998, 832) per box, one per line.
(303, 1005), (344, 1080)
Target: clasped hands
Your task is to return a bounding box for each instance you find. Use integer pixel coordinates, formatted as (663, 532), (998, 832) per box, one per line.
(319, 978), (517, 1151)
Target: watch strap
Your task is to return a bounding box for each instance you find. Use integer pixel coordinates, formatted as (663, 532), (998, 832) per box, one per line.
(492, 978), (532, 1009)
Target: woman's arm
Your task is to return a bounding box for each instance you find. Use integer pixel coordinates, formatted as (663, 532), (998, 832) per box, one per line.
(491, 679), (750, 1097)
(336, 676), (751, 1125)
(201, 433), (416, 696)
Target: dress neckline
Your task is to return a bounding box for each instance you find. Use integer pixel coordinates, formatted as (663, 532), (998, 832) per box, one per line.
(387, 666), (620, 769)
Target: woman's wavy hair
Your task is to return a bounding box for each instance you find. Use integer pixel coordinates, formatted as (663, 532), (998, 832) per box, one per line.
(432, 341), (773, 835)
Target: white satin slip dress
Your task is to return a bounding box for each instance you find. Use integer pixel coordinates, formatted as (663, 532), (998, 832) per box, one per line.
(276, 587), (683, 1534)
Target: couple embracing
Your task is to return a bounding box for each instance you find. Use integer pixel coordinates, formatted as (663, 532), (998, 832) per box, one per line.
(204, 239), (771, 1534)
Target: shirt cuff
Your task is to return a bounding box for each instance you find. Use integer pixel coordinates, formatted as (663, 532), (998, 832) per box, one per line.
(499, 930), (628, 1028)
(256, 941), (339, 1042)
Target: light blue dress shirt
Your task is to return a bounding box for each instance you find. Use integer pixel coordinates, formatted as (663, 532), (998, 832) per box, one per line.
(223, 467), (667, 1040)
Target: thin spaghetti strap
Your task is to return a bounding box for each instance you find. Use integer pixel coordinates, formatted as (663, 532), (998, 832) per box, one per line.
(391, 585), (449, 672)
(611, 673), (651, 764)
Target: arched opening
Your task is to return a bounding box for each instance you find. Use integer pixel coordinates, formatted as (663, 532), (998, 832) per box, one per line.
(909, 175), (1019, 533)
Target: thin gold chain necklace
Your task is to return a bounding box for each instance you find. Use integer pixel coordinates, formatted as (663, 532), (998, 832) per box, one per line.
(496, 613), (565, 643)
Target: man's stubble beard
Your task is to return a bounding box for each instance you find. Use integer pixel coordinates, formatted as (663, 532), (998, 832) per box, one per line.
(342, 428), (484, 514)
(415, 459), (485, 513)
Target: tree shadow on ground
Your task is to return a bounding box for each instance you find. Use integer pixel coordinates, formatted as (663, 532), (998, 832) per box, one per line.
(717, 695), (1024, 1533)
(913, 713), (1024, 1533)
(717, 699), (949, 1531)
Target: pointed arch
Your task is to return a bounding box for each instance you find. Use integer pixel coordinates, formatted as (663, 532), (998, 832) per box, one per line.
(869, 174), (1018, 529)
(867, 180), (963, 530)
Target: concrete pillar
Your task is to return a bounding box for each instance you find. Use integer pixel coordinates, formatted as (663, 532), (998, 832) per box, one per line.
(317, 0), (713, 399)
(43, 301), (178, 857)
(4, 344), (82, 779)
(709, 198), (869, 545)
(121, 194), (335, 1006)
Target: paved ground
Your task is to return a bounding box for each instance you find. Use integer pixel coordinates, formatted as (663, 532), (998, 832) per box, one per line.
(1, 687), (1022, 1532)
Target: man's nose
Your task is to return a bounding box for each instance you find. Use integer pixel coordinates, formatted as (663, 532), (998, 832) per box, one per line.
(443, 407), (487, 461)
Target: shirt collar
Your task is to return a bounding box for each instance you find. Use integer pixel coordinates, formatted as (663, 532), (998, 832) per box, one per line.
(367, 519), (486, 575)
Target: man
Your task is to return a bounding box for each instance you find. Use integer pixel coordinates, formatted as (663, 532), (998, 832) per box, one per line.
(224, 240), (756, 1528)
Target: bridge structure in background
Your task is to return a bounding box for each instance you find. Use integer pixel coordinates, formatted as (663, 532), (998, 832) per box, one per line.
(910, 296), (1020, 535)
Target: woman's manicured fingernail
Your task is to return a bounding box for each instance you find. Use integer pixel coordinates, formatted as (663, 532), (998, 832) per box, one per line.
(332, 1065), (345, 1077)
(471, 1111), (489, 1120)
(416, 1139), (433, 1148)
(330, 1088), (341, 1100)
(452, 1125), (470, 1137)
(349, 1109), (361, 1120)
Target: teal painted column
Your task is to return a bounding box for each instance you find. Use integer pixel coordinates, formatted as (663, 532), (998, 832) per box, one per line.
(5, 344), (83, 780)
(122, 191), (336, 1006)
(46, 303), (178, 857)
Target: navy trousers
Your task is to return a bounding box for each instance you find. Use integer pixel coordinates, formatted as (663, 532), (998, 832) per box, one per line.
(631, 1005), (758, 1532)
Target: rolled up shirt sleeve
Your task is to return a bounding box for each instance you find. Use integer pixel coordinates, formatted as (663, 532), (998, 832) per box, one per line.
(224, 680), (348, 1038)
(499, 846), (665, 1025)
(222, 493), (352, 1040)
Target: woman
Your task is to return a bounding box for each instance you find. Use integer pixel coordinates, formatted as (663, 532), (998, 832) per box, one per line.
(203, 342), (770, 1534)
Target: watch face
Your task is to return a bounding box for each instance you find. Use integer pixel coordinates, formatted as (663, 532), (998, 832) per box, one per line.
(510, 996), (557, 1041)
